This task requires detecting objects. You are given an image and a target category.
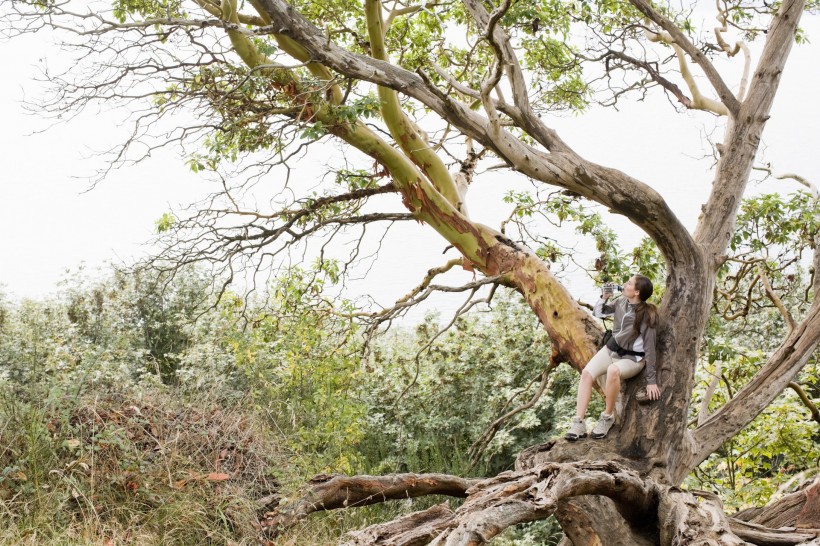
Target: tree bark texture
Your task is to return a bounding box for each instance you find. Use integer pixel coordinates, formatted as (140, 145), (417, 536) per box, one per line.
(735, 478), (820, 530)
(341, 503), (456, 546)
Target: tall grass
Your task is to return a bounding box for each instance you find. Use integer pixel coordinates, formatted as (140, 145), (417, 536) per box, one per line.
(0, 383), (280, 545)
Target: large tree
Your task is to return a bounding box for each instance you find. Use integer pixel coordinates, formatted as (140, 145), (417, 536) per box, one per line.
(5, 0), (820, 544)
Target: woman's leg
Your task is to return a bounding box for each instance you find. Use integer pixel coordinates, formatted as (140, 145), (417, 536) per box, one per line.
(604, 364), (621, 415)
(605, 358), (646, 415)
(576, 371), (594, 418)
(591, 358), (646, 439)
(576, 348), (612, 418)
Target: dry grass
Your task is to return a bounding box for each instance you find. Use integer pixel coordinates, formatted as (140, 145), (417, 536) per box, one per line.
(0, 388), (284, 545)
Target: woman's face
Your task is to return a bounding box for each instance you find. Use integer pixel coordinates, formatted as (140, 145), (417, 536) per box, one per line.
(623, 276), (641, 300)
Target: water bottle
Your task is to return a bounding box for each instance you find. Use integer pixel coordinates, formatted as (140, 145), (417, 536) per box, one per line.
(602, 283), (623, 297)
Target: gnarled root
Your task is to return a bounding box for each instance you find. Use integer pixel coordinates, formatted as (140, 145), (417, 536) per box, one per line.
(342, 503), (456, 546)
(263, 463), (820, 545)
(426, 461), (656, 545)
(660, 488), (819, 546)
(261, 472), (479, 536)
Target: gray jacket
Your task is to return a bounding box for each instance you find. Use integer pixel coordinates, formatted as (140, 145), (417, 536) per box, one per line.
(594, 297), (658, 385)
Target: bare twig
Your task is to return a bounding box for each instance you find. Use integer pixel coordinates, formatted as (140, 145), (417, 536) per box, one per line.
(788, 382), (820, 424)
(468, 361), (558, 467)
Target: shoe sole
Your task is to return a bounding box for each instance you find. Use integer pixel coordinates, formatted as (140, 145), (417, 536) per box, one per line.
(565, 433), (587, 441)
(591, 433), (607, 439)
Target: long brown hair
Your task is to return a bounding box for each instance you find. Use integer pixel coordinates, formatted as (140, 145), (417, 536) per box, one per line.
(632, 275), (658, 337)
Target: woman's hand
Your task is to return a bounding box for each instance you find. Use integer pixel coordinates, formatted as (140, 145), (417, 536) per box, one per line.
(646, 384), (661, 400)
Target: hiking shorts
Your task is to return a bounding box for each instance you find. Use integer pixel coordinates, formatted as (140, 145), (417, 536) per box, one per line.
(583, 346), (645, 381)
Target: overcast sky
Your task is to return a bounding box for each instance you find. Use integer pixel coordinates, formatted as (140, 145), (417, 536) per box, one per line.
(1, 9), (818, 316)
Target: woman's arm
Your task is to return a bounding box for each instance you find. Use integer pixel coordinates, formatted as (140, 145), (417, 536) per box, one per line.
(593, 297), (616, 318)
(643, 325), (657, 385)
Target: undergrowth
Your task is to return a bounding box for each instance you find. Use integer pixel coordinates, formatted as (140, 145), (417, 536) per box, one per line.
(0, 384), (283, 545)
(0, 382), (472, 545)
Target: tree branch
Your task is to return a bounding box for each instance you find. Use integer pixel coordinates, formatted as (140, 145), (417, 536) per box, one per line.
(735, 477), (820, 531)
(752, 165), (820, 296)
(758, 263), (797, 331)
(689, 299), (820, 474)
(693, 0), (806, 267)
(342, 503), (456, 546)
(606, 49), (693, 109)
(629, 0), (740, 116)
(788, 382), (820, 425)
(261, 473), (480, 536)
(728, 518), (819, 545)
(364, 0), (461, 207)
(460, 0), (573, 154)
(714, 1), (753, 102)
(256, 0), (698, 268)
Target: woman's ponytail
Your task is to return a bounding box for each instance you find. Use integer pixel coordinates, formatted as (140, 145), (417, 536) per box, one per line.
(632, 275), (658, 336)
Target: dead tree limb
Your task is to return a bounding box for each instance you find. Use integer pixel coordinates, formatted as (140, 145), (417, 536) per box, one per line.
(735, 477), (820, 530)
(342, 503), (456, 546)
(261, 473), (481, 536)
(728, 519), (819, 546)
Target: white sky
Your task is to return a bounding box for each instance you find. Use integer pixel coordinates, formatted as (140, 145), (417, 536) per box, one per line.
(0, 9), (818, 317)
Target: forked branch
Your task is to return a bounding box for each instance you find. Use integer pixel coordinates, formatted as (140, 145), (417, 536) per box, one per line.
(629, 0), (741, 116)
(690, 299), (820, 474)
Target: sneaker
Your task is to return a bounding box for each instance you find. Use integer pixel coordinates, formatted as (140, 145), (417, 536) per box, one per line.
(565, 417), (587, 441)
(591, 413), (615, 439)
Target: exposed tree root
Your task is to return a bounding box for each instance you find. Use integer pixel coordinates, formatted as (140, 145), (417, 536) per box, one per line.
(342, 503), (455, 546)
(659, 488), (751, 545)
(728, 519), (819, 546)
(261, 473), (480, 536)
(735, 477), (820, 530)
(264, 463), (820, 545)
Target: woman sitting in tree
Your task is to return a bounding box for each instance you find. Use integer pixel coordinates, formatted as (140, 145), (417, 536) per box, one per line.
(566, 275), (660, 441)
